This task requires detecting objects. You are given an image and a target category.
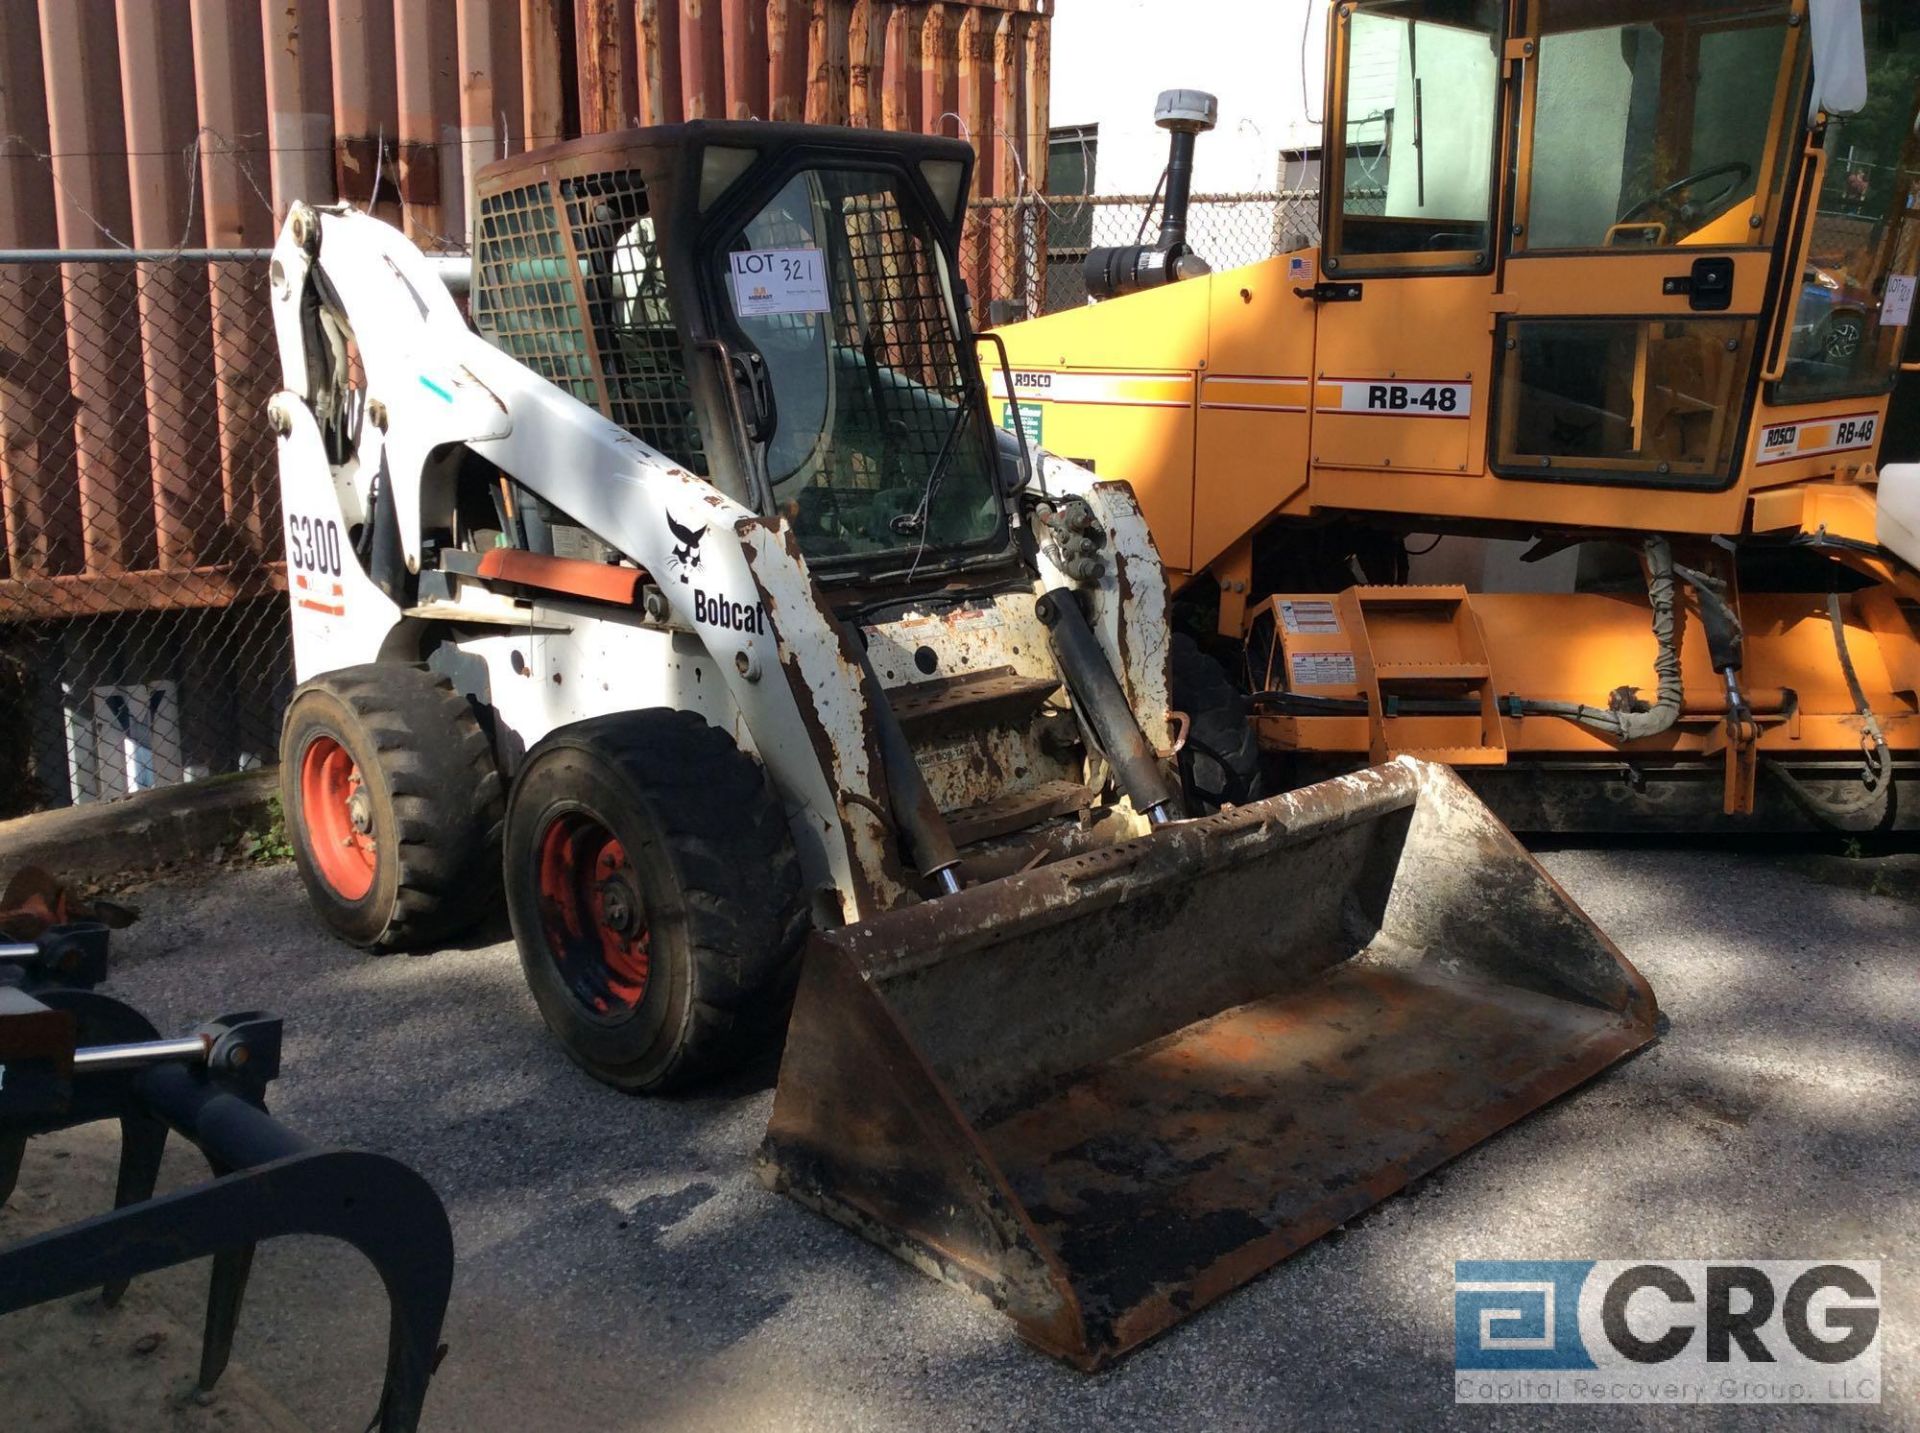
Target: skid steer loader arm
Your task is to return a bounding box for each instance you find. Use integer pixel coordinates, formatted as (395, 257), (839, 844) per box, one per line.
(762, 757), (1656, 1367)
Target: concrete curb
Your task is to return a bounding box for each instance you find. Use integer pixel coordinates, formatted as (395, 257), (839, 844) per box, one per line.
(0, 771), (279, 883)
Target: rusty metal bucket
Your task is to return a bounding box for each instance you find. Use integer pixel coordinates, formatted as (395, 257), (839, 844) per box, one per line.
(758, 757), (1657, 1368)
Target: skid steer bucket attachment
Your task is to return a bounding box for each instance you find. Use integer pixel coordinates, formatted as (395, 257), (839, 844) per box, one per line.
(759, 757), (1656, 1368)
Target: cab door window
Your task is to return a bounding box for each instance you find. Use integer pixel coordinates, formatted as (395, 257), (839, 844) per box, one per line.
(715, 168), (1004, 567)
(1325, 0), (1503, 274)
(1517, 1), (1800, 252)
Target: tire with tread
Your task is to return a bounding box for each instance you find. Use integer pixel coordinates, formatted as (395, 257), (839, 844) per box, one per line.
(1172, 633), (1264, 811)
(281, 662), (504, 950)
(503, 709), (808, 1093)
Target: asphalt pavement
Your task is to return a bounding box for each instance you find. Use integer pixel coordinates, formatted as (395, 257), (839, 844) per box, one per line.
(13, 840), (1917, 1431)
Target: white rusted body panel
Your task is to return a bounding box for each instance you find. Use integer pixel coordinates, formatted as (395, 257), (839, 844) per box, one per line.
(274, 397), (403, 678)
(1032, 455), (1176, 755)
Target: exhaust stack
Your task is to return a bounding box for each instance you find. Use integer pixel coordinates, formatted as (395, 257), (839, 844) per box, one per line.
(1084, 89), (1219, 300)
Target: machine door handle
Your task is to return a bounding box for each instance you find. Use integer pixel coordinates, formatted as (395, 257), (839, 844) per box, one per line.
(1662, 257), (1735, 312)
(1293, 281), (1365, 303)
(728, 350), (774, 440)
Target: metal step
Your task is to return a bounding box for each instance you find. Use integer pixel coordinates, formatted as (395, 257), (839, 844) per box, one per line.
(944, 779), (1094, 846)
(888, 667), (1062, 732)
(1336, 585), (1509, 765)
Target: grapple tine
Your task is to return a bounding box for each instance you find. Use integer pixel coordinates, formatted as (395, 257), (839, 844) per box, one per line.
(760, 758), (1657, 1367)
(199, 1242), (257, 1390)
(102, 1112), (168, 1307)
(0, 1135), (23, 1206)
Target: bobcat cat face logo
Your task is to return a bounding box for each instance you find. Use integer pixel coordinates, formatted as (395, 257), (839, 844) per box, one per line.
(666, 514), (706, 583)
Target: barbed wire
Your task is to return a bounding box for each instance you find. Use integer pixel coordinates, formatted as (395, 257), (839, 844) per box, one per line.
(0, 125), (279, 253)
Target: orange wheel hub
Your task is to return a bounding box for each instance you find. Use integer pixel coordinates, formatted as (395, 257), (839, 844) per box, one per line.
(299, 735), (377, 901)
(535, 812), (652, 1016)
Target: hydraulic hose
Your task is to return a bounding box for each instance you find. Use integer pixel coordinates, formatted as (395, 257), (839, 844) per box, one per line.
(1826, 590), (1892, 773)
(1523, 537), (1685, 742)
(1760, 592), (1897, 832)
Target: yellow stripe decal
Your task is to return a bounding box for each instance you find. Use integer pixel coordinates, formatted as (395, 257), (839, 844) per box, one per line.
(1199, 375), (1313, 413)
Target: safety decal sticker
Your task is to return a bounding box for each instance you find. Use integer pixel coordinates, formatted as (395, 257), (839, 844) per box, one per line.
(292, 572), (345, 618)
(1002, 401), (1044, 445)
(1290, 651), (1357, 686)
(1321, 379), (1472, 418)
(1755, 413), (1878, 465)
(1278, 599), (1341, 635)
(943, 607), (1006, 634)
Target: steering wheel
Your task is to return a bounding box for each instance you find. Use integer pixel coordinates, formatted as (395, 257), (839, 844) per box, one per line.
(1619, 160), (1753, 230)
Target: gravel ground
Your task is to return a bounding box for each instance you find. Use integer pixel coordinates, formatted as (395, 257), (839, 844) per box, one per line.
(8, 842), (1916, 1432)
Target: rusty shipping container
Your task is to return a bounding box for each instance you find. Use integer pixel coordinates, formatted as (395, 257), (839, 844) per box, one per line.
(0, 0), (1051, 610)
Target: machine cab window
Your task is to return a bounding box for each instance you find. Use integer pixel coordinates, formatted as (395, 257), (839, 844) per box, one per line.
(710, 166), (1006, 569)
(1772, 14), (1920, 404)
(1515, 0), (1802, 252)
(474, 168), (712, 477)
(1324, 0), (1503, 274)
(473, 168), (711, 558)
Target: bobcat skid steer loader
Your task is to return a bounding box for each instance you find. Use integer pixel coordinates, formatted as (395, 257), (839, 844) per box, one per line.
(266, 121), (1656, 1368)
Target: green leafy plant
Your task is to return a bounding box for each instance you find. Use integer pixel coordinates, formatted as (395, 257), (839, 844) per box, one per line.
(236, 795), (296, 864)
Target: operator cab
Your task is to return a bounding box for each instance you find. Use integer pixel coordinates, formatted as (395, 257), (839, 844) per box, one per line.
(1308, 0), (1920, 495)
(470, 123), (1015, 585)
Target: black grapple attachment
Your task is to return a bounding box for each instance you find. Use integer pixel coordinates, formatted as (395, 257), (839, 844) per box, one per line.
(0, 925), (453, 1431)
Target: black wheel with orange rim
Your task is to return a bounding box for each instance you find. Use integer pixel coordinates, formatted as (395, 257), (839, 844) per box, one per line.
(533, 813), (655, 1018)
(504, 710), (807, 1092)
(280, 663), (503, 949)
(298, 734), (379, 901)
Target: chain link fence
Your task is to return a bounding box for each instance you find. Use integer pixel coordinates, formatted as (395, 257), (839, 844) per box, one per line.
(0, 252), (287, 819)
(964, 189), (1325, 320)
(0, 187), (1330, 820)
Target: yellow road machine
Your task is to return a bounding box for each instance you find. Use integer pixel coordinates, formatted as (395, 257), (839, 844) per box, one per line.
(992, 0), (1920, 830)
